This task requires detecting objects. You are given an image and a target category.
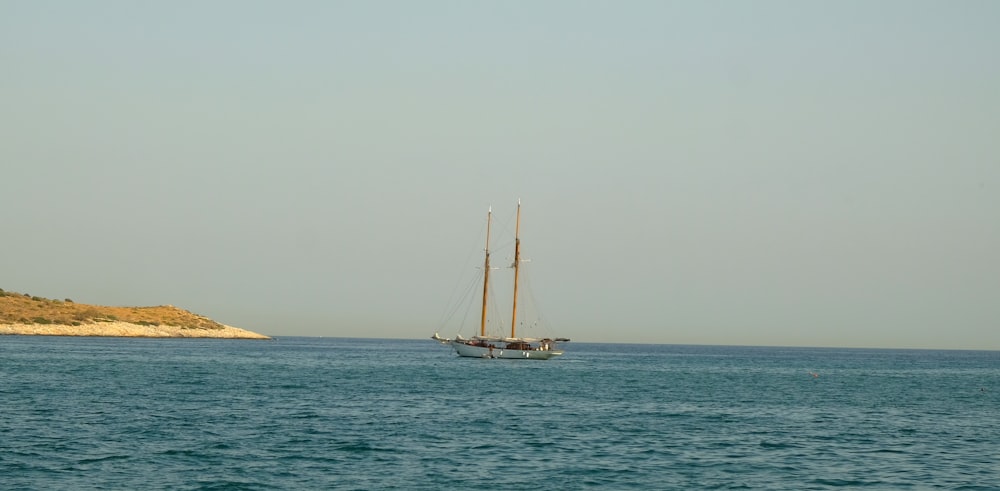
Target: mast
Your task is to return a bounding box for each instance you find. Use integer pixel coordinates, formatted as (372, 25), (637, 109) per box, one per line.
(480, 206), (492, 337)
(510, 200), (522, 338)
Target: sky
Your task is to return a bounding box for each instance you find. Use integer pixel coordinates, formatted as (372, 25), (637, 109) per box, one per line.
(2, 1), (998, 349)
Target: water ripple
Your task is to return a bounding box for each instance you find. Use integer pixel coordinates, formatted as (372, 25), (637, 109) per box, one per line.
(2, 338), (998, 489)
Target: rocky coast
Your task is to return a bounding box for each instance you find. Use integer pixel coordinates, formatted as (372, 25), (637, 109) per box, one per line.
(0, 289), (270, 339)
(0, 321), (270, 339)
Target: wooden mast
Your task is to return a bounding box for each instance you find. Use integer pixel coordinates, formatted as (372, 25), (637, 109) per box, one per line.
(480, 206), (492, 337)
(510, 200), (522, 338)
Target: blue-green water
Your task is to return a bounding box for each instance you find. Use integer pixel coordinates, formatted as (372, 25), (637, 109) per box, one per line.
(2, 336), (998, 489)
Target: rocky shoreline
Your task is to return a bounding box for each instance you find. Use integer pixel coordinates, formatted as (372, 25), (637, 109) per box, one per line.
(0, 321), (271, 339)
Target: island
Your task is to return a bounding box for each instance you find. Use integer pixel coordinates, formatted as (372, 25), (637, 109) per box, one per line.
(0, 289), (270, 339)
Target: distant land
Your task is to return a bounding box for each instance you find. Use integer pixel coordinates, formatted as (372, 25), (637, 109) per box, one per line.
(0, 288), (269, 339)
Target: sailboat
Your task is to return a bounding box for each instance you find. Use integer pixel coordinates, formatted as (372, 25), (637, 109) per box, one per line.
(432, 201), (569, 359)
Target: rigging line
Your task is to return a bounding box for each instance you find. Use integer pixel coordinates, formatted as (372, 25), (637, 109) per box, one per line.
(489, 206), (521, 252)
(436, 211), (492, 330)
(438, 272), (482, 329)
(456, 279), (479, 337)
(486, 277), (506, 337)
(493, 206), (518, 236)
(440, 221), (490, 313)
(449, 253), (472, 312)
(520, 267), (559, 336)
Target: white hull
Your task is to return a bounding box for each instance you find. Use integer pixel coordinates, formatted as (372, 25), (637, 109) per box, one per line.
(449, 341), (564, 360)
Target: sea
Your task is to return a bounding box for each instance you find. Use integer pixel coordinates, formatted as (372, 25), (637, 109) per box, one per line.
(1, 336), (997, 490)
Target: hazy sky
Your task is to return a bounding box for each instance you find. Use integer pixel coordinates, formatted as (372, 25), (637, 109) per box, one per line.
(3, 1), (998, 349)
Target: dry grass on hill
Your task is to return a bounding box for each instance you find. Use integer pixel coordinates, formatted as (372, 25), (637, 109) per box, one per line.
(0, 289), (225, 330)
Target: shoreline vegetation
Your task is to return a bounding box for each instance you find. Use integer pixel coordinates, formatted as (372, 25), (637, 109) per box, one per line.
(0, 288), (269, 339)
